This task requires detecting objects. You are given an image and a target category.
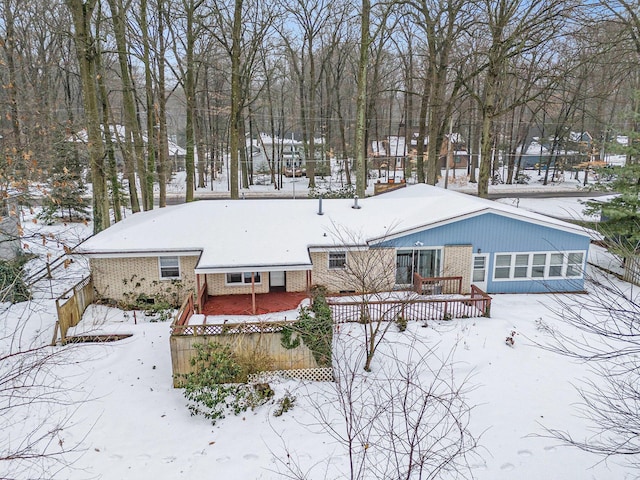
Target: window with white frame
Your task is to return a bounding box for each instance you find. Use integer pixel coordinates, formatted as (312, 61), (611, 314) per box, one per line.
(225, 272), (262, 285)
(159, 256), (180, 279)
(328, 252), (347, 269)
(492, 251), (585, 281)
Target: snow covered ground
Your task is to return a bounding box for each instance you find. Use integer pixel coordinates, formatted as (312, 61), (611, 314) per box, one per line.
(3, 269), (638, 479)
(3, 189), (636, 479)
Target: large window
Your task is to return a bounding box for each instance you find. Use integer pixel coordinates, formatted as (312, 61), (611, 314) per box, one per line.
(328, 252), (347, 269)
(493, 251), (585, 281)
(395, 248), (442, 285)
(225, 272), (262, 285)
(159, 256), (180, 279)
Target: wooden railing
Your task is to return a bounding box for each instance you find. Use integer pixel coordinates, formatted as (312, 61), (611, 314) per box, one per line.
(329, 291), (491, 324)
(196, 279), (208, 314)
(175, 293), (195, 328)
(413, 274), (463, 295)
(52, 276), (95, 345)
(470, 285), (492, 317)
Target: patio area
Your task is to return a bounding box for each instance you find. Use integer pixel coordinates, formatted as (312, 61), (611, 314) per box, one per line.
(199, 291), (309, 316)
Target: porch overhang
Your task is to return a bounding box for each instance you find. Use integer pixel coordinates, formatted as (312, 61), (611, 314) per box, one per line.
(194, 262), (313, 275)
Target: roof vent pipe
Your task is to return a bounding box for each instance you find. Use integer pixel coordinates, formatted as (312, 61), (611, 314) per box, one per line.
(352, 195), (362, 209)
(317, 197), (324, 215)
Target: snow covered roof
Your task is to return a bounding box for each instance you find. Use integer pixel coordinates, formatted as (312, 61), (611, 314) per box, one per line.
(77, 184), (592, 273)
(70, 125), (186, 157)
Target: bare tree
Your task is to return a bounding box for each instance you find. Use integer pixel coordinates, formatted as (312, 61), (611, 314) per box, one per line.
(273, 329), (477, 479)
(538, 260), (640, 468)
(0, 305), (87, 479)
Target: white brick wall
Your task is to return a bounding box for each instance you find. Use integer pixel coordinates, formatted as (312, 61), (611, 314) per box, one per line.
(443, 245), (472, 294)
(91, 255), (198, 305)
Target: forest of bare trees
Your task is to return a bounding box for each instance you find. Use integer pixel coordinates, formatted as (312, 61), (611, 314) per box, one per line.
(0, 0), (639, 232)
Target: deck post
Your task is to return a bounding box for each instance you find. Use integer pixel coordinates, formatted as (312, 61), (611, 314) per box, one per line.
(251, 272), (256, 315)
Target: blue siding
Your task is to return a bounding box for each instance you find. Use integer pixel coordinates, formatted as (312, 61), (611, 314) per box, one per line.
(376, 212), (590, 293)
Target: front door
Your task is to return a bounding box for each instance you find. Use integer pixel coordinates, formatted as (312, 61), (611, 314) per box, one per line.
(471, 254), (489, 291)
(269, 271), (286, 292)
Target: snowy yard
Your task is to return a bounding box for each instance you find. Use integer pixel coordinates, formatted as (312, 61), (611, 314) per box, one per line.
(2, 267), (638, 479)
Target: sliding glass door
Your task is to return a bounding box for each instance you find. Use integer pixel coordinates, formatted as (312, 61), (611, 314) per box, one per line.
(395, 249), (441, 285)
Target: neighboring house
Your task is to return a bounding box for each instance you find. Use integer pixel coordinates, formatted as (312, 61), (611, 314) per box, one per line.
(70, 125), (187, 171)
(76, 184), (594, 305)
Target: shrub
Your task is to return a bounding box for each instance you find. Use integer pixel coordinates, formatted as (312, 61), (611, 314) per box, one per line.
(273, 391), (296, 417)
(395, 316), (408, 332)
(0, 257), (30, 303)
(181, 342), (273, 425)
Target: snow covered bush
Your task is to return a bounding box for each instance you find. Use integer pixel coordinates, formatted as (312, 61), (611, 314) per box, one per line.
(181, 342), (274, 425)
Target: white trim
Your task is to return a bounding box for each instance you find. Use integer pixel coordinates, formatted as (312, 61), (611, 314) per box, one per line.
(83, 250), (202, 259)
(492, 250), (585, 282)
(196, 263), (312, 274)
(308, 245), (368, 252)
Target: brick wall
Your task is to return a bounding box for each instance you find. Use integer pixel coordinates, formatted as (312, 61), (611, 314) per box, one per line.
(311, 248), (396, 293)
(443, 245), (472, 294)
(286, 270), (307, 292)
(91, 255), (198, 305)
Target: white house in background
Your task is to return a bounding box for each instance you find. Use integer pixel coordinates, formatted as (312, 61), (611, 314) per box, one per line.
(70, 125), (187, 170)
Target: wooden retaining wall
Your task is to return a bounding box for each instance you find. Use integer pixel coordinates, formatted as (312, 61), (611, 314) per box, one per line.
(170, 321), (318, 387)
(52, 276), (94, 344)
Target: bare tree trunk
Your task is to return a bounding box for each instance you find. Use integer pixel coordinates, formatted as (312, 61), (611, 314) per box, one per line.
(156, 0), (168, 207)
(355, 0), (370, 198)
(140, 0), (155, 209)
(229, 0), (243, 199)
(106, 0), (144, 211)
(183, 0), (198, 202)
(66, 0), (110, 233)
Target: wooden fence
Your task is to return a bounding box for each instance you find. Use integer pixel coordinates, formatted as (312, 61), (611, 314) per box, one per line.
(170, 319), (319, 387)
(51, 276), (94, 345)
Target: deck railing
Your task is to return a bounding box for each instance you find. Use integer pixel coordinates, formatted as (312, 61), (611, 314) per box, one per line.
(329, 288), (491, 324)
(196, 280), (208, 314)
(413, 274), (463, 295)
(175, 293), (195, 328)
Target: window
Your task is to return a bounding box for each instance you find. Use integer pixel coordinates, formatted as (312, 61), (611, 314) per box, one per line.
(566, 252), (584, 277)
(328, 252), (347, 269)
(225, 272), (262, 285)
(493, 251), (586, 281)
(514, 254), (529, 278)
(494, 255), (512, 279)
(549, 253), (564, 277)
(531, 254), (546, 278)
(159, 256), (180, 279)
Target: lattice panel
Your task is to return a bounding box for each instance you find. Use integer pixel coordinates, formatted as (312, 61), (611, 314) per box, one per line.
(248, 367), (334, 383)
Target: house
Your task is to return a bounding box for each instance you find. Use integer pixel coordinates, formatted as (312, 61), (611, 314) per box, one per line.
(76, 184), (594, 307)
(70, 125), (187, 172)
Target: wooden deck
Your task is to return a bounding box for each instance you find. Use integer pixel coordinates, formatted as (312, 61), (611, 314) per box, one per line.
(199, 292), (309, 316)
